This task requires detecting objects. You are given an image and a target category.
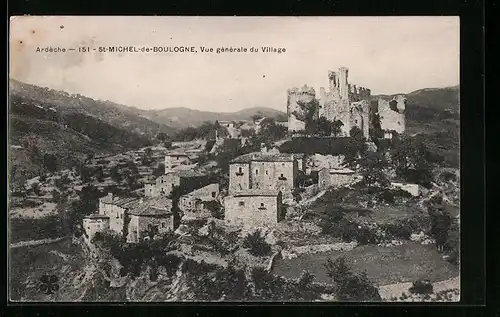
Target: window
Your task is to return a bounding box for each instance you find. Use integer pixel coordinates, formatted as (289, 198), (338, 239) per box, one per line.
(265, 170), (268, 175)
(239, 167), (242, 173)
(116, 212), (119, 219)
(255, 169), (259, 175)
(162, 222), (165, 228)
(260, 203), (264, 207)
(258, 203), (266, 210)
(239, 201), (245, 206)
(211, 192), (216, 198)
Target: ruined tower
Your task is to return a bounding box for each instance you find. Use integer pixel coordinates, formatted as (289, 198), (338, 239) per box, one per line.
(287, 85), (317, 133)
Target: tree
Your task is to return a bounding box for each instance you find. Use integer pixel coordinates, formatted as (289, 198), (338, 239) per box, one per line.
(343, 127), (368, 169)
(258, 118), (287, 142)
(251, 112), (264, 122)
(390, 134), (434, 187)
(110, 166), (122, 183)
(294, 99), (320, 135)
(357, 151), (390, 189)
(242, 229), (271, 256)
(315, 117), (333, 137)
(428, 205), (452, 252)
(43, 153), (58, 173)
(153, 163), (165, 177)
(331, 120), (344, 137)
(325, 257), (381, 301)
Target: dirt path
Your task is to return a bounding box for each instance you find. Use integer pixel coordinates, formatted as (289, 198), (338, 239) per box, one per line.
(10, 236), (68, 249)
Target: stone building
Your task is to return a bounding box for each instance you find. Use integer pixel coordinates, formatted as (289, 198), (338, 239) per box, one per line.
(126, 197), (175, 243)
(287, 85), (317, 132)
(179, 183), (220, 219)
(92, 194), (175, 243)
(374, 95), (406, 138)
(165, 152), (191, 171)
(82, 214), (110, 244)
(98, 194), (141, 235)
(224, 189), (284, 227)
(228, 148), (300, 199)
(390, 182), (420, 197)
(144, 170), (209, 198)
(318, 167), (356, 189)
(318, 67), (371, 138)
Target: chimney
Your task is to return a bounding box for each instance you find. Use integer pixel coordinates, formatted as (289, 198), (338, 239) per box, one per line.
(260, 143), (267, 153)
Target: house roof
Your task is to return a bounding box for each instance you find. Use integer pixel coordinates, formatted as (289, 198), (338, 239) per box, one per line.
(166, 151), (189, 157)
(99, 195), (141, 209)
(230, 152), (295, 164)
(128, 196), (173, 216)
(175, 169), (206, 178)
(231, 189), (281, 197)
(84, 214), (110, 219)
(327, 168), (355, 174)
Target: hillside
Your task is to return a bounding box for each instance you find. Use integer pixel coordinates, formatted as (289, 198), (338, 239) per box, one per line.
(9, 79), (176, 137)
(142, 106), (287, 128)
(8, 88), (157, 186)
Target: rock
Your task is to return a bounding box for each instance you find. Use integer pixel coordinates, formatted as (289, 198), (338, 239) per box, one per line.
(174, 224), (189, 235)
(410, 231), (426, 242)
(198, 224), (210, 236)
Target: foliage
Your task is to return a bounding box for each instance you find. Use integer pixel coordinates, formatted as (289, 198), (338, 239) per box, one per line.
(390, 134), (434, 187)
(42, 153), (58, 173)
(67, 185), (102, 231)
(242, 229), (272, 256)
(110, 165), (122, 183)
(204, 200), (223, 219)
(409, 280), (434, 295)
(9, 215), (67, 243)
(428, 204), (453, 251)
(325, 257), (381, 301)
(356, 152), (390, 189)
(294, 99), (319, 135)
(257, 118), (287, 142)
(152, 163), (165, 177)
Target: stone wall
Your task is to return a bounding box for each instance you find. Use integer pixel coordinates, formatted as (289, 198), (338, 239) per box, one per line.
(287, 85), (316, 132)
(127, 214), (174, 243)
(318, 168), (355, 189)
(229, 163), (251, 194)
(83, 217), (110, 243)
(224, 194), (283, 227)
(165, 155), (190, 171)
(378, 95), (406, 136)
(99, 202), (126, 235)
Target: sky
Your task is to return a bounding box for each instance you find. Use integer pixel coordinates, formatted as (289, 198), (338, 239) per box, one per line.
(9, 16), (459, 112)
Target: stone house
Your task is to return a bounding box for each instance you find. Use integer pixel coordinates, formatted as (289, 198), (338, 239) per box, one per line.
(390, 182), (420, 197)
(229, 150), (299, 199)
(224, 189), (284, 227)
(165, 152), (191, 171)
(318, 167), (356, 189)
(82, 214), (110, 243)
(126, 197), (175, 243)
(144, 170), (209, 198)
(179, 183), (220, 219)
(98, 193), (141, 235)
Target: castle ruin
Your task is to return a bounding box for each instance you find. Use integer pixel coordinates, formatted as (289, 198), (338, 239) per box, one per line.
(287, 67), (406, 139)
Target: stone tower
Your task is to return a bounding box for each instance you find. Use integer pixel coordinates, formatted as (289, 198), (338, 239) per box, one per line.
(287, 85), (317, 133)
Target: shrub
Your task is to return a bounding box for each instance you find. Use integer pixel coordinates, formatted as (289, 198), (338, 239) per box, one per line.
(380, 222), (412, 240)
(409, 280), (434, 295)
(242, 229), (272, 257)
(325, 256), (381, 301)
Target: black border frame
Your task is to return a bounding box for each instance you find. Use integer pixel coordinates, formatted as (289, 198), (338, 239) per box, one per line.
(4, 0), (487, 315)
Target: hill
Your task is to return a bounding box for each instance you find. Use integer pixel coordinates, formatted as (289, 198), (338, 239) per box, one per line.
(8, 82), (165, 186)
(9, 79), (176, 137)
(141, 106), (287, 128)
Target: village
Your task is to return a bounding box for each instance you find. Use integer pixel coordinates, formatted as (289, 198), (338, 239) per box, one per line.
(10, 67), (461, 302)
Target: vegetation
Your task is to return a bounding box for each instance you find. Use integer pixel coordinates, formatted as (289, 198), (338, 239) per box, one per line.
(325, 256), (381, 301)
(242, 229), (272, 256)
(409, 280), (434, 295)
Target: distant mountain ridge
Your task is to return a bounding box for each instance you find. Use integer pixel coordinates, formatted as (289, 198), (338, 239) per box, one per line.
(140, 106), (288, 128)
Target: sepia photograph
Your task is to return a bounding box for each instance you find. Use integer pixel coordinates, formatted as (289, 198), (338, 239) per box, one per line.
(8, 16), (460, 302)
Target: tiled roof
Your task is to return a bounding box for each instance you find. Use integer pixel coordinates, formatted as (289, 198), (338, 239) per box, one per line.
(166, 151), (189, 156)
(99, 195), (141, 208)
(84, 214), (110, 219)
(231, 189), (281, 197)
(175, 170), (206, 178)
(230, 152), (295, 164)
(128, 196), (173, 216)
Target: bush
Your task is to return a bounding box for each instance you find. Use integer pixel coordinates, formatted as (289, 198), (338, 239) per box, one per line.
(242, 229), (272, 257)
(380, 222), (412, 240)
(409, 280), (434, 295)
(325, 257), (381, 301)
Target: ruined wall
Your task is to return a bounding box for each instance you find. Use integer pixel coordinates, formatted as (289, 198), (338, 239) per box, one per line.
(287, 85), (316, 132)
(318, 168), (355, 189)
(165, 155), (190, 171)
(83, 217), (110, 242)
(224, 195), (281, 227)
(378, 95), (406, 136)
(349, 100), (370, 138)
(248, 161), (295, 194)
(127, 214), (174, 243)
(229, 163), (251, 194)
(179, 183), (219, 218)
